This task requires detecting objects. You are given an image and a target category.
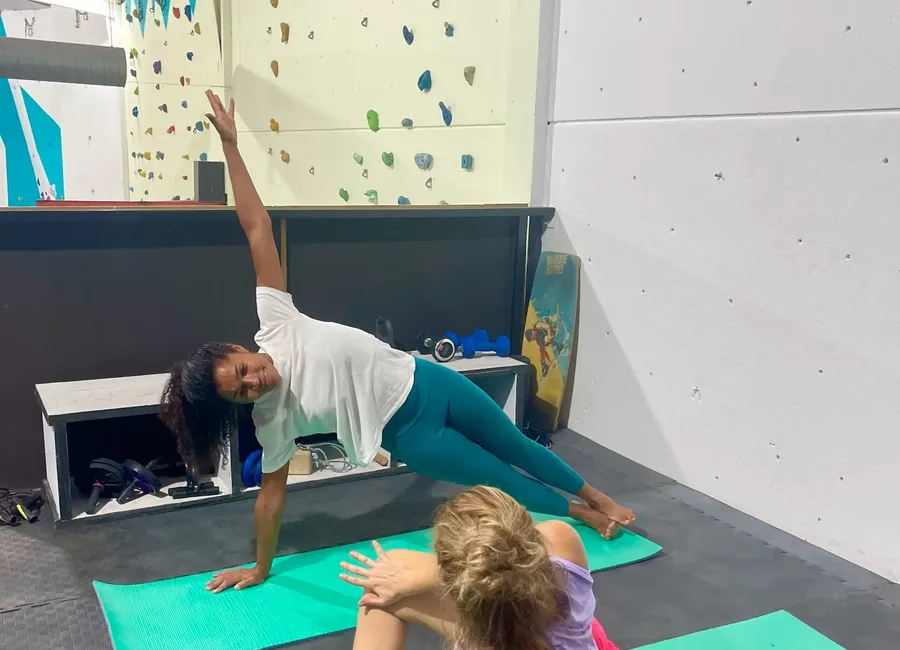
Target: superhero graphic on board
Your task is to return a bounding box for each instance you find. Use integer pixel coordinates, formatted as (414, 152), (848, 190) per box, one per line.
(524, 312), (569, 377)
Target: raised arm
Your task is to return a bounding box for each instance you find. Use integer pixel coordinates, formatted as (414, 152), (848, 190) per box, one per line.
(205, 90), (284, 291)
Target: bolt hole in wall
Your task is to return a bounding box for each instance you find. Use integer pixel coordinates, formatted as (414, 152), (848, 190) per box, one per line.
(545, 0), (900, 582)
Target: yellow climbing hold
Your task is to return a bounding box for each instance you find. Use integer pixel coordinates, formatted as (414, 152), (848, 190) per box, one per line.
(271, 60), (279, 77)
(194, 23), (201, 34)
(280, 22), (290, 43)
(182, 154), (190, 160)
(145, 127), (153, 135)
(270, 0), (278, 7)
(143, 151), (151, 159)
(270, 119), (280, 132)
(280, 150), (291, 163)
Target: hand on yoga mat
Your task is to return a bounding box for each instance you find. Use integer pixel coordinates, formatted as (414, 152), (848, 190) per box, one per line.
(206, 567), (265, 593)
(339, 541), (412, 608)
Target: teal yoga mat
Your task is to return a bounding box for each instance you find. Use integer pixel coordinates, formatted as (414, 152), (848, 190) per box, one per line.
(94, 515), (661, 650)
(635, 610), (846, 649)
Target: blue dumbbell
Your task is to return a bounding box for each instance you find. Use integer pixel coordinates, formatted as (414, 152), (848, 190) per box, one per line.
(454, 329), (511, 359)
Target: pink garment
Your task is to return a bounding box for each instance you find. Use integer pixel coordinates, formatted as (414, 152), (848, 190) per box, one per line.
(591, 617), (620, 650)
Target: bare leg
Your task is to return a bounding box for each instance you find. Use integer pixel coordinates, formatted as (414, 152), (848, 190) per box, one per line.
(577, 484), (635, 525)
(352, 551), (458, 650)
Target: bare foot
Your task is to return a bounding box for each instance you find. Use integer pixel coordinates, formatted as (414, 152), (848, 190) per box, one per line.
(569, 502), (619, 540)
(578, 485), (635, 525)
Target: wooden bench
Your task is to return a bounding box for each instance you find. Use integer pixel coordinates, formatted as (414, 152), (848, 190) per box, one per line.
(36, 353), (528, 523)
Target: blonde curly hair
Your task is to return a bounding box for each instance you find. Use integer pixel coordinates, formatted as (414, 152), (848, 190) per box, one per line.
(432, 486), (567, 650)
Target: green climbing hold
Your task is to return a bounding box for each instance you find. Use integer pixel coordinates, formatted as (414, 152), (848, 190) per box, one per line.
(382, 152), (395, 167)
(339, 188), (350, 202)
(353, 153), (364, 165)
(367, 110), (380, 132)
(365, 189), (379, 205)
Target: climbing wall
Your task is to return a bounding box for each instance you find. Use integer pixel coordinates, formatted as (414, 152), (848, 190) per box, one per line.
(542, 1), (900, 583)
(230, 0), (539, 206)
(121, 0), (225, 201)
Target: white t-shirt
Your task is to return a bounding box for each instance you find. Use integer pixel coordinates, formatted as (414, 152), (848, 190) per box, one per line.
(251, 287), (416, 473)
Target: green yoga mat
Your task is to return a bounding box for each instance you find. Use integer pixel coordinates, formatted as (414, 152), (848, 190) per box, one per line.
(635, 610), (846, 649)
(95, 515), (661, 650)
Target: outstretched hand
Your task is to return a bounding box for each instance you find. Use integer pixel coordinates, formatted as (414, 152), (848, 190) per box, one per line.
(205, 89), (237, 146)
(339, 541), (409, 608)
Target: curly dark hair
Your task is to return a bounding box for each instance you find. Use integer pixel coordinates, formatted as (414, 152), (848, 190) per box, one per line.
(159, 342), (239, 465)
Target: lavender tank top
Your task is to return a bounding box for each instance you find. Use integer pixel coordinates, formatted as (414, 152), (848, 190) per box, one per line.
(545, 557), (599, 650)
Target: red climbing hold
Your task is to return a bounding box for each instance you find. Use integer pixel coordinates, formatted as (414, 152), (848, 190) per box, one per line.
(166, 125), (176, 134)
(180, 76), (186, 86)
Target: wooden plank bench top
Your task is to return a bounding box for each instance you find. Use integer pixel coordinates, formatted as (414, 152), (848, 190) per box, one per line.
(36, 354), (526, 426)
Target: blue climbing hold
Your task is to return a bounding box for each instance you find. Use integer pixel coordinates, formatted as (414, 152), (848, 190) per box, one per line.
(439, 102), (452, 126)
(199, 152), (208, 161)
(194, 120), (204, 132)
(414, 153), (434, 170)
(186, 51), (194, 61)
(181, 100), (188, 108)
(398, 196), (411, 205)
(401, 118), (414, 129)
(461, 154), (474, 170)
(403, 26), (414, 45)
(184, 4), (193, 21)
(160, 103), (168, 113)
(132, 106), (139, 117)
(418, 70), (432, 92)
(444, 22), (454, 37)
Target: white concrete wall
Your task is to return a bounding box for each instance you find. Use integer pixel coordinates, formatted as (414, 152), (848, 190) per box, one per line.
(0, 4), (126, 205)
(542, 0), (900, 583)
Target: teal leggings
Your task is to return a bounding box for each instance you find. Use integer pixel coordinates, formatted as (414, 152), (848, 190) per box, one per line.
(381, 357), (585, 516)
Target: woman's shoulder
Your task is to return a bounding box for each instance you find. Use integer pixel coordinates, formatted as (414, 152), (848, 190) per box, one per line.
(536, 519), (589, 571)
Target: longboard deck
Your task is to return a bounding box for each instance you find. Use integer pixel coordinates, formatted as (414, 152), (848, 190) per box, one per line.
(522, 251), (580, 432)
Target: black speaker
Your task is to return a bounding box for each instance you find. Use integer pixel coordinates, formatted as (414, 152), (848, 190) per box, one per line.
(193, 160), (227, 203)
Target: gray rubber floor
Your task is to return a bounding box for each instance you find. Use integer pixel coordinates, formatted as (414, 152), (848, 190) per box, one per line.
(2, 429), (898, 649)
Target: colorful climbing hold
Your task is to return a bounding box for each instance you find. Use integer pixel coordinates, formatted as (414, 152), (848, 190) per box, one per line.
(186, 52), (194, 61)
(145, 127), (153, 135)
(153, 60), (162, 74)
(367, 109), (380, 132)
(179, 76), (186, 86)
(159, 103), (168, 113)
(193, 23), (201, 34)
(173, 6), (181, 18)
(129, 47), (138, 58)
(439, 102), (452, 126)
(270, 0), (278, 7)
(280, 23), (290, 43)
(362, 169), (369, 178)
(414, 153), (434, 170)
(418, 70), (432, 92)
(445, 22), (454, 37)
(155, 151), (165, 160)
(281, 150), (291, 163)
(167, 125), (176, 134)
(133, 87), (139, 96)
(461, 154), (474, 170)
(353, 153), (364, 165)
(365, 190), (379, 205)
(425, 177), (433, 189)
(271, 60), (279, 77)
(194, 121), (204, 132)
(182, 154), (190, 160)
(130, 69), (137, 78)
(184, 5), (192, 21)
(382, 152), (395, 167)
(339, 188), (350, 202)
(199, 153), (208, 161)
(398, 196), (411, 205)
(403, 26), (414, 45)
(132, 106), (139, 117)
(155, 83), (160, 90)
(270, 119), (280, 132)
(181, 100), (188, 108)
(401, 118), (414, 129)
(464, 66), (476, 86)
